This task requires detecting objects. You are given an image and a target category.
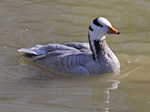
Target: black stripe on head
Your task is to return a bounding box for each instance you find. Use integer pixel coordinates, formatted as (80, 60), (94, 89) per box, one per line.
(93, 18), (103, 27)
(89, 25), (93, 31)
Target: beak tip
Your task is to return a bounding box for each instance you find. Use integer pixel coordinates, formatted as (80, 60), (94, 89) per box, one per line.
(117, 31), (120, 35)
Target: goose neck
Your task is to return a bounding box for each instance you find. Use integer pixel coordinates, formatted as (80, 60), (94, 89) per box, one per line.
(89, 38), (108, 61)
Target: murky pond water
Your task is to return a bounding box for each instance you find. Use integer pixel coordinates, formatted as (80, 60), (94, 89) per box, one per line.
(0, 0), (150, 112)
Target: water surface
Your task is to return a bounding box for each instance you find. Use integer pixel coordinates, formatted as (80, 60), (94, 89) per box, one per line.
(0, 0), (150, 112)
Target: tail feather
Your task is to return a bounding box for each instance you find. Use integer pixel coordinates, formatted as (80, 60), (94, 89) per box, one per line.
(19, 50), (46, 62)
(18, 45), (46, 55)
(18, 48), (38, 55)
(18, 46), (46, 62)
(23, 53), (36, 58)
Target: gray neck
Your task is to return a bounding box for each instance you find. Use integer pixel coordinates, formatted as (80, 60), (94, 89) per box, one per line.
(88, 34), (108, 61)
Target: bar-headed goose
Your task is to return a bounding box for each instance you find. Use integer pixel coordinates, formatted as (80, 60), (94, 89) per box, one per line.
(18, 17), (120, 75)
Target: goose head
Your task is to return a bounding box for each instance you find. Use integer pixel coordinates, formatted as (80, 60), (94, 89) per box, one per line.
(88, 17), (120, 61)
(88, 17), (120, 41)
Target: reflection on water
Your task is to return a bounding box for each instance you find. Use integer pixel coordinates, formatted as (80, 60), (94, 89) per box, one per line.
(91, 80), (120, 112)
(0, 73), (120, 112)
(0, 0), (150, 112)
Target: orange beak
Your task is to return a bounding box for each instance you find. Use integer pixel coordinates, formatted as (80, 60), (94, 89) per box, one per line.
(107, 26), (120, 35)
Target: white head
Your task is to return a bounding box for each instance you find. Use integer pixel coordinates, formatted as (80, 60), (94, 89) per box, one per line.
(88, 17), (120, 41)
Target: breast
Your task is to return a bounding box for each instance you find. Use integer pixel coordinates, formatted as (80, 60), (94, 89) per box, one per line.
(85, 45), (120, 74)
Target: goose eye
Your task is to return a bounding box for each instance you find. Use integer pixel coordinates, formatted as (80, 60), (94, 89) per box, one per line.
(93, 18), (103, 27)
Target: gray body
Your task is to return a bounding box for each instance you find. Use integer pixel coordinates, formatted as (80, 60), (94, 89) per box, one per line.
(19, 40), (120, 75)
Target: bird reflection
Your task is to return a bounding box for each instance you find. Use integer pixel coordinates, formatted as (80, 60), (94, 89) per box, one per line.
(91, 80), (120, 112)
